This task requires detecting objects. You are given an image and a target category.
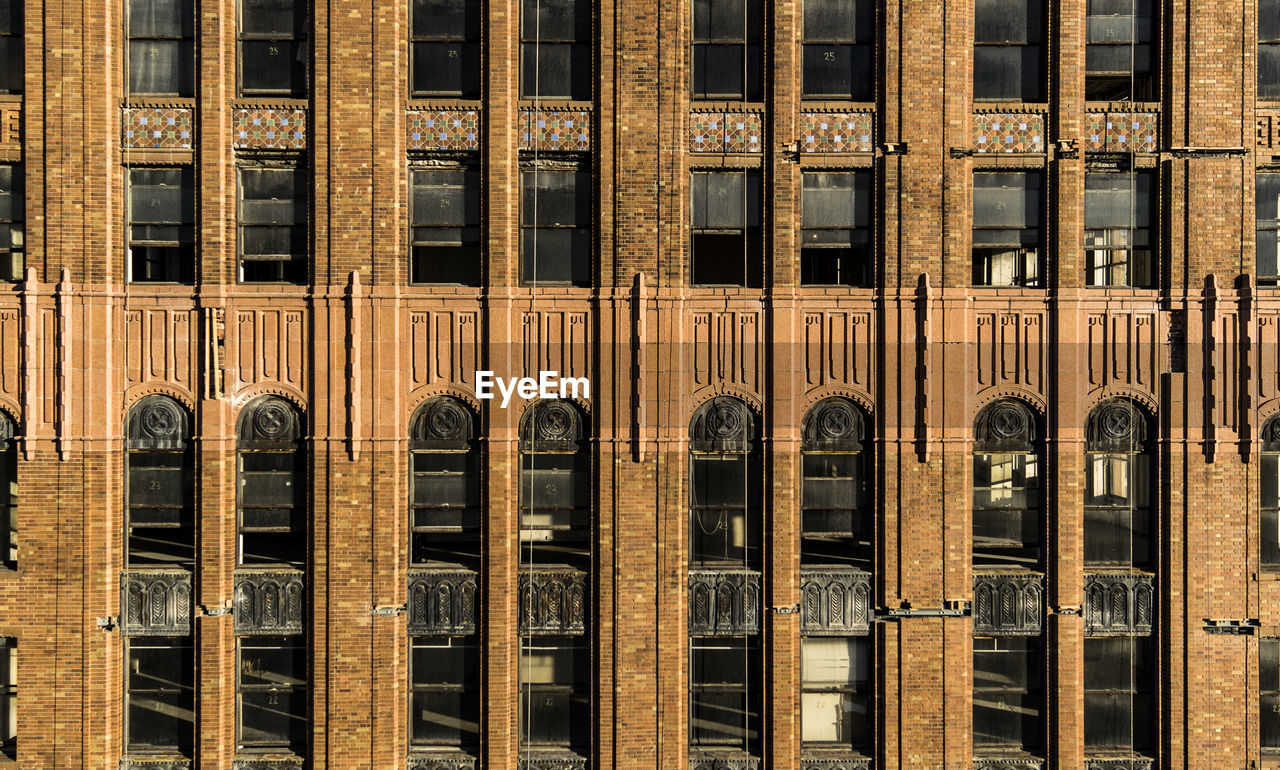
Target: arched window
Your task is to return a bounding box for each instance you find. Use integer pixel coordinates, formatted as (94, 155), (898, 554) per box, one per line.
(0, 412), (17, 570)
(801, 397), (870, 568)
(1262, 414), (1280, 569)
(519, 400), (590, 569)
(1084, 398), (1152, 569)
(690, 396), (761, 569)
(410, 396), (481, 569)
(126, 395), (194, 566)
(972, 399), (1041, 568)
(237, 395), (306, 568)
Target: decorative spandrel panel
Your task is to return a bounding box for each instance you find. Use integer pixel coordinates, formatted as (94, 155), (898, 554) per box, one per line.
(972, 759), (1044, 770)
(407, 752), (477, 770)
(0, 307), (18, 403)
(518, 569), (587, 635)
(803, 311), (873, 393)
(800, 754), (871, 770)
(1084, 572), (1154, 636)
(691, 311), (761, 395)
(231, 760), (305, 770)
(1084, 759), (1153, 770)
(233, 569), (305, 635)
(973, 571), (1044, 636)
(410, 310), (479, 390)
(407, 569), (477, 636)
(121, 568), (193, 636)
(227, 308), (306, 393)
(517, 752), (589, 770)
(521, 310), (590, 389)
(800, 569), (871, 636)
(689, 751), (762, 770)
(1086, 312), (1158, 398)
(974, 312), (1044, 395)
(125, 309), (197, 393)
(689, 569), (761, 636)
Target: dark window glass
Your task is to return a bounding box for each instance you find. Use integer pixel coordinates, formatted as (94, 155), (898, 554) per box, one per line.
(520, 0), (591, 99)
(238, 638), (307, 751)
(519, 637), (590, 750)
(1259, 172), (1280, 285)
(129, 0), (195, 96)
(129, 167), (195, 284)
(801, 637), (871, 749)
(411, 637), (480, 748)
(0, 639), (12, 759)
(690, 637), (760, 752)
(239, 0), (307, 96)
(972, 452), (1041, 568)
(802, 172), (872, 287)
(973, 171), (1042, 287)
(0, 165), (20, 282)
(1085, 0), (1154, 100)
(519, 450), (590, 569)
(239, 165), (308, 284)
(412, 0), (481, 97)
(691, 170), (762, 287)
(802, 0), (872, 100)
(128, 451), (195, 566)
(411, 449), (482, 567)
(691, 452), (762, 569)
(1264, 640), (1280, 753)
(1264, 453), (1280, 569)
(127, 638), (194, 754)
(974, 0), (1043, 101)
(1263, 0), (1280, 99)
(1085, 172), (1154, 288)
(520, 168), (591, 286)
(801, 452), (871, 568)
(412, 168), (482, 285)
(1083, 636), (1153, 752)
(1083, 452), (1152, 567)
(238, 449), (305, 566)
(0, 432), (13, 571)
(973, 636), (1042, 751)
(0, 0), (21, 94)
(692, 0), (763, 100)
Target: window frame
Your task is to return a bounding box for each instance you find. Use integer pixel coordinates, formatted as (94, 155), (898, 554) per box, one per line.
(973, 0), (1045, 102)
(799, 636), (872, 751)
(519, 164), (592, 287)
(689, 399), (761, 570)
(127, 0), (195, 97)
(236, 397), (306, 569)
(973, 635), (1043, 753)
(690, 169), (763, 288)
(519, 0), (592, 100)
(0, 0), (21, 94)
(235, 636), (308, 752)
(1263, 638), (1280, 754)
(409, 636), (481, 750)
(410, 164), (483, 286)
(1259, 171), (1280, 285)
(972, 169), (1043, 288)
(127, 166), (196, 284)
(1262, 0), (1280, 100)
(800, 170), (873, 288)
(517, 636), (591, 751)
(125, 636), (195, 755)
(691, 0), (764, 101)
(410, 0), (482, 98)
(1082, 636), (1154, 753)
(236, 161), (309, 285)
(1084, 170), (1155, 289)
(1084, 0), (1156, 101)
(236, 0), (309, 98)
(689, 636), (762, 753)
(0, 164), (22, 283)
(801, 0), (873, 101)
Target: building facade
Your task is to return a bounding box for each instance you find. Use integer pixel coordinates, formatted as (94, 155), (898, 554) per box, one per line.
(0, 0), (1273, 768)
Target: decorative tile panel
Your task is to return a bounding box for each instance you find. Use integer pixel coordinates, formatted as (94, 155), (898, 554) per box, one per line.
(689, 569), (761, 636)
(801, 112), (874, 153)
(801, 568), (872, 636)
(233, 568), (305, 635)
(120, 758), (191, 770)
(0, 101), (18, 148)
(801, 751), (872, 770)
(690, 750), (762, 770)
(233, 107), (307, 150)
(408, 109), (480, 152)
(973, 570), (1044, 636)
(121, 568), (192, 637)
(1085, 112), (1158, 153)
(1084, 572), (1154, 636)
(407, 568), (477, 636)
(1085, 759), (1153, 770)
(123, 107), (194, 150)
(690, 110), (763, 153)
(519, 108), (590, 151)
(518, 569), (587, 635)
(232, 760), (304, 770)
(408, 752), (478, 770)
(974, 112), (1044, 153)
(974, 757), (1045, 770)
(517, 752), (588, 770)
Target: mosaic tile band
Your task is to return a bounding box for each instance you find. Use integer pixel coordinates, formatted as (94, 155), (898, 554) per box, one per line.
(408, 109), (481, 152)
(233, 108), (307, 150)
(1086, 112), (1159, 153)
(123, 107), (194, 150)
(801, 112), (874, 153)
(974, 112), (1045, 153)
(691, 111), (763, 153)
(519, 109), (590, 151)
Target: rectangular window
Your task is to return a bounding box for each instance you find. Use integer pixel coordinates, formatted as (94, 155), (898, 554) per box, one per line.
(0, 165), (23, 282)
(519, 637), (589, 750)
(1083, 636), (1153, 752)
(520, 0), (591, 100)
(239, 0), (308, 97)
(691, 170), (762, 287)
(1083, 452), (1151, 567)
(801, 637), (871, 750)
(802, 0), (872, 100)
(801, 451), (869, 567)
(690, 454), (762, 568)
(690, 637), (760, 752)
(520, 167), (591, 286)
(0, 441), (13, 570)
(692, 0), (763, 100)
(129, 0), (195, 96)
(972, 452), (1041, 568)
(412, 0), (481, 98)
(411, 168), (482, 286)
(0, 639), (13, 759)
(238, 165), (308, 284)
(411, 637), (480, 749)
(974, 0), (1043, 101)
(1263, 639), (1280, 753)
(127, 450), (195, 566)
(129, 167), (195, 284)
(412, 449), (482, 567)
(1085, 0), (1154, 101)
(1085, 172), (1154, 288)
(519, 450), (590, 568)
(1263, 0), (1280, 99)
(801, 172), (872, 287)
(238, 638), (307, 751)
(127, 638), (193, 754)
(973, 171), (1042, 287)
(0, 0), (22, 93)
(1259, 172), (1280, 285)
(974, 636), (1042, 752)
(239, 450), (305, 567)
(1265, 454), (1280, 569)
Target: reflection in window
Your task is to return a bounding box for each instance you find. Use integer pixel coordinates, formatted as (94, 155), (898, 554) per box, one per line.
(1262, 639), (1280, 753)
(411, 397), (482, 569)
(127, 638), (194, 754)
(519, 638), (590, 750)
(802, 0), (872, 100)
(801, 398), (870, 569)
(1263, 0), (1280, 100)
(412, 0), (481, 98)
(1083, 637), (1153, 753)
(802, 172), (872, 287)
(972, 171), (1042, 287)
(974, 637), (1042, 752)
(1083, 400), (1152, 569)
(974, 0), (1043, 101)
(129, 0), (194, 96)
(690, 398), (760, 569)
(1259, 172), (1280, 285)
(801, 637), (870, 750)
(127, 396), (194, 566)
(691, 637), (760, 752)
(412, 637), (480, 749)
(692, 0), (763, 100)
(972, 401), (1041, 569)
(0, 164), (23, 282)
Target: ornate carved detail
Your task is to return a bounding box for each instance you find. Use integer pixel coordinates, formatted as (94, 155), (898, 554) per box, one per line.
(689, 749), (763, 770)
(232, 760), (305, 770)
(518, 569), (587, 635)
(0, 410), (16, 446)
(1084, 572), (1154, 636)
(691, 396), (756, 452)
(516, 751), (589, 770)
(973, 571), (1044, 636)
(407, 751), (478, 770)
(803, 398), (865, 451)
(121, 568), (192, 637)
(800, 750), (872, 769)
(1084, 759), (1153, 770)
(974, 399), (1037, 452)
(407, 569), (478, 636)
(689, 569), (761, 636)
(234, 569), (305, 635)
(1265, 413), (1280, 452)
(521, 400), (586, 451)
(973, 756), (1044, 770)
(801, 569), (871, 635)
(127, 394), (191, 450)
(120, 757), (192, 770)
(238, 395), (304, 448)
(1086, 399), (1148, 452)
(411, 396), (475, 449)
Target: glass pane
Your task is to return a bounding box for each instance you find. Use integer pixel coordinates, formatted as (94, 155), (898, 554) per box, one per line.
(130, 0), (188, 37)
(413, 0), (476, 39)
(0, 38), (21, 92)
(240, 691), (307, 747)
(240, 40), (306, 94)
(801, 637), (866, 687)
(1263, 0), (1280, 42)
(1263, 44), (1280, 100)
(414, 170), (480, 227)
(1264, 693), (1280, 751)
(129, 39), (193, 95)
(804, 0), (870, 42)
(693, 43), (744, 98)
(520, 227), (591, 285)
(522, 0), (588, 40)
(1085, 173), (1151, 230)
(131, 168), (189, 225)
(413, 243), (482, 285)
(974, 172), (1039, 228)
(413, 41), (481, 97)
(242, 0), (301, 36)
(976, 0), (1040, 43)
(1265, 505), (1280, 568)
(412, 689), (480, 746)
(412, 638), (479, 687)
(804, 173), (870, 229)
(523, 171), (588, 227)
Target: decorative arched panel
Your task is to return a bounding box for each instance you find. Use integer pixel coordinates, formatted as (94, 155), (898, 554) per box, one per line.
(1086, 398), (1150, 452)
(690, 396), (757, 452)
(237, 395), (305, 449)
(410, 395), (477, 450)
(126, 394), (191, 450)
(802, 397), (865, 452)
(973, 398), (1037, 452)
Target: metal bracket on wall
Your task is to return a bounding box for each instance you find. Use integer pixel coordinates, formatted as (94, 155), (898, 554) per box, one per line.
(769, 604), (800, 615)
(1202, 618), (1260, 635)
(1168, 146), (1246, 159)
(881, 141), (909, 156)
(372, 604), (406, 616)
(1053, 139), (1078, 159)
(1053, 606), (1082, 616)
(875, 602), (970, 620)
(200, 604), (232, 617)
(96, 616), (117, 631)
(949, 147), (976, 159)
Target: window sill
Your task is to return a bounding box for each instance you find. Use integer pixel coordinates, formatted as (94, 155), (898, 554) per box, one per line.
(973, 102), (1050, 113)
(516, 99), (594, 111)
(120, 753), (191, 769)
(123, 97), (196, 108)
(690, 100), (765, 112)
(408, 748), (477, 770)
(408, 98), (483, 111)
(231, 752), (305, 770)
(231, 98), (308, 110)
(1084, 101), (1160, 112)
(799, 101), (876, 112)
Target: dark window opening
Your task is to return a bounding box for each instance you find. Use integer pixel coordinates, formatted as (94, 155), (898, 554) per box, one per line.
(129, 0), (195, 96)
(520, 167), (591, 286)
(1083, 636), (1153, 753)
(0, 0), (21, 95)
(0, 165), (24, 282)
(802, 0), (872, 100)
(801, 637), (871, 750)
(690, 637), (761, 753)
(1264, 453), (1280, 569)
(973, 636), (1042, 752)
(1259, 172), (1280, 285)
(237, 637), (307, 751)
(691, 170), (762, 288)
(412, 168), (482, 286)
(520, 0), (591, 100)
(973, 453), (1041, 568)
(973, 171), (1042, 287)
(0, 639), (12, 759)
(519, 637), (590, 751)
(239, 165), (308, 284)
(0, 421), (14, 571)
(411, 451), (481, 568)
(1085, 172), (1153, 288)
(802, 172), (871, 287)
(974, 0), (1043, 101)
(128, 450), (195, 566)
(239, 0), (308, 97)
(412, 0), (481, 98)
(692, 0), (763, 100)
(1263, 639), (1280, 753)
(801, 452), (871, 568)
(129, 167), (195, 284)
(1263, 0), (1280, 99)
(519, 450), (590, 569)
(411, 637), (480, 749)
(1085, 0), (1154, 101)
(127, 638), (194, 754)
(237, 398), (306, 569)
(1083, 452), (1151, 568)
